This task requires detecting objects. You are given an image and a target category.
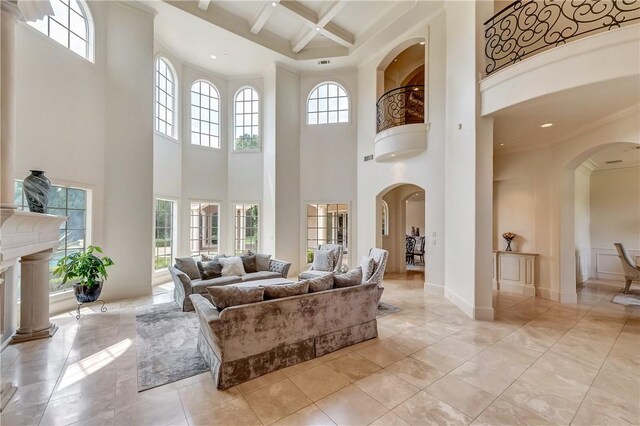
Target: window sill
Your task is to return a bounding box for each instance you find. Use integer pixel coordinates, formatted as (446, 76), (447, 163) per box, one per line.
(189, 144), (223, 152)
(232, 149), (262, 154)
(154, 131), (180, 144)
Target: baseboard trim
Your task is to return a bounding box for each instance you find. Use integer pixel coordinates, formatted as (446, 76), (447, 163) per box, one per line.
(424, 282), (444, 295)
(444, 287), (494, 320)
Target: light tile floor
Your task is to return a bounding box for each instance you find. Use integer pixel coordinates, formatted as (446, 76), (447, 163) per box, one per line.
(1, 275), (638, 426)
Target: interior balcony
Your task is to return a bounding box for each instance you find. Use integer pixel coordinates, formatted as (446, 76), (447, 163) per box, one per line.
(373, 84), (427, 162)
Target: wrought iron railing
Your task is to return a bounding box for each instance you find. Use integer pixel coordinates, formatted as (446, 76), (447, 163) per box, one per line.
(376, 85), (425, 133)
(485, 0), (640, 75)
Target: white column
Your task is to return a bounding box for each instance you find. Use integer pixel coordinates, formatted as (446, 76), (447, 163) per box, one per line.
(0, 2), (20, 215)
(11, 249), (58, 343)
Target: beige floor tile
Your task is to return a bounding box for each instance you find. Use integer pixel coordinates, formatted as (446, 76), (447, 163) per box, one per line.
(289, 364), (350, 401)
(410, 348), (466, 373)
(113, 389), (186, 426)
(392, 390), (472, 425)
(272, 404), (336, 426)
(4, 378), (57, 411)
(500, 380), (581, 424)
(40, 391), (116, 426)
(354, 370), (419, 409)
(316, 385), (388, 426)
(449, 361), (517, 396)
(427, 337), (488, 361)
(380, 334), (428, 355)
(67, 410), (116, 426)
(0, 402), (46, 426)
(384, 357), (445, 388)
(571, 387), (640, 426)
(356, 342), (407, 368)
(281, 358), (324, 378)
(177, 377), (242, 417)
(237, 370), (287, 394)
(470, 397), (552, 426)
(426, 375), (495, 418)
(325, 353), (382, 383)
(518, 367), (590, 404)
(530, 350), (599, 387)
(244, 379), (312, 424)
(369, 411), (410, 426)
(498, 327), (561, 353)
(187, 397), (261, 426)
(591, 359), (640, 403)
(450, 328), (507, 346)
(469, 347), (530, 379)
(548, 341), (607, 371)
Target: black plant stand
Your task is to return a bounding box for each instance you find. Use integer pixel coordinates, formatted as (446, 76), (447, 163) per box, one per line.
(76, 300), (107, 319)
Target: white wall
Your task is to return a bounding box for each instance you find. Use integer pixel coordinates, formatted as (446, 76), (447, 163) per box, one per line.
(405, 199), (425, 235)
(574, 166), (591, 282)
(493, 178), (536, 253)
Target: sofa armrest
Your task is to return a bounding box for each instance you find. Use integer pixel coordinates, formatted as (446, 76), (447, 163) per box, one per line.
(170, 267), (192, 294)
(189, 294), (221, 324)
(269, 259), (292, 278)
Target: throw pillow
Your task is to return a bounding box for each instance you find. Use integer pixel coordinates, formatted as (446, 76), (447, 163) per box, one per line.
(312, 249), (335, 272)
(174, 257), (201, 280)
(333, 267), (363, 288)
(248, 251), (272, 271)
(240, 254), (258, 273)
(219, 256), (246, 276)
(261, 281), (309, 300)
(201, 254), (226, 262)
(306, 274), (334, 293)
(197, 260), (222, 280)
(207, 286), (264, 311)
(360, 256), (376, 283)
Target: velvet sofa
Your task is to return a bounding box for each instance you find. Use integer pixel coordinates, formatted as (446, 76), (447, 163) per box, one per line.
(189, 282), (379, 389)
(170, 257), (291, 312)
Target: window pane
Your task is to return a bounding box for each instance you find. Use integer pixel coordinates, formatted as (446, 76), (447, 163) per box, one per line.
(307, 82), (349, 126)
(48, 187), (66, 208)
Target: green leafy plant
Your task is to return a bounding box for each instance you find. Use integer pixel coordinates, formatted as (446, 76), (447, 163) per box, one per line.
(307, 249), (314, 264)
(53, 246), (114, 289)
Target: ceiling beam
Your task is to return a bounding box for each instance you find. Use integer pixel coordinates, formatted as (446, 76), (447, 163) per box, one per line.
(251, 0), (280, 35)
(197, 0), (210, 11)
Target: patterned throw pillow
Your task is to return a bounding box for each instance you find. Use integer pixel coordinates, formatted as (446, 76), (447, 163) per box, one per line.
(360, 256), (376, 283)
(305, 274), (334, 293)
(333, 267), (363, 288)
(261, 281), (310, 300)
(197, 260), (222, 280)
(207, 286), (264, 311)
(313, 249), (335, 272)
(219, 256), (246, 276)
(174, 257), (201, 280)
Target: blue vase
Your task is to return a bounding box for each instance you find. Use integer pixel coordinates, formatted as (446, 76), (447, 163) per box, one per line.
(23, 170), (51, 213)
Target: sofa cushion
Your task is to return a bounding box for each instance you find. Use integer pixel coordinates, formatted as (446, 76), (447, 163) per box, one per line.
(175, 257), (201, 280)
(240, 254), (258, 273)
(248, 251), (271, 271)
(207, 286), (265, 311)
(192, 276), (243, 293)
(261, 281), (309, 300)
(360, 256), (376, 283)
(201, 254), (226, 261)
(220, 256), (246, 276)
(303, 274), (334, 293)
(197, 260), (223, 280)
(312, 249), (335, 272)
(334, 267), (363, 288)
(241, 271), (282, 282)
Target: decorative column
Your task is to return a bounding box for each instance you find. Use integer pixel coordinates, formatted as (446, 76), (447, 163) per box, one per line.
(11, 249), (58, 343)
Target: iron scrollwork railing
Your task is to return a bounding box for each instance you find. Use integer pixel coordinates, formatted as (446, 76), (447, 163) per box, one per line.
(485, 0), (640, 75)
(376, 85), (425, 133)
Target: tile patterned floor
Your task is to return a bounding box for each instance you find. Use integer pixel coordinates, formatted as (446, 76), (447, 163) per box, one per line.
(1, 275), (638, 426)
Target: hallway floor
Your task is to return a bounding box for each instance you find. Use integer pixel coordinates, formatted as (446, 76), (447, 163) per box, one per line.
(1, 276), (638, 426)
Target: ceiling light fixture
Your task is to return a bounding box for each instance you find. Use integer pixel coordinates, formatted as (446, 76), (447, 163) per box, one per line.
(271, 1), (277, 6)
(540, 123), (553, 128)
(210, 54), (217, 60)
(391, 154), (396, 157)
(499, 143), (504, 146)
(316, 26), (320, 31)
(419, 41), (426, 45)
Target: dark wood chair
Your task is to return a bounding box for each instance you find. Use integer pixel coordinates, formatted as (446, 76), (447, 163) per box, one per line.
(405, 236), (416, 265)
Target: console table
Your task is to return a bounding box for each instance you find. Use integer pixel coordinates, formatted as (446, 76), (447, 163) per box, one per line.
(492, 251), (538, 296)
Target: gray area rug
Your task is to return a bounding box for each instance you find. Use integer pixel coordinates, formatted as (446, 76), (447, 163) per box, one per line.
(136, 302), (209, 392)
(611, 291), (640, 307)
(377, 302), (402, 317)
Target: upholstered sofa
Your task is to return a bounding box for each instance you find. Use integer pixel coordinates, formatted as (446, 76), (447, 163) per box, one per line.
(189, 282), (379, 389)
(299, 244), (344, 280)
(170, 256), (292, 311)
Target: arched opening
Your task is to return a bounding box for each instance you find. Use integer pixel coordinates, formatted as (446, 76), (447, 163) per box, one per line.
(560, 141), (640, 301)
(376, 183), (426, 281)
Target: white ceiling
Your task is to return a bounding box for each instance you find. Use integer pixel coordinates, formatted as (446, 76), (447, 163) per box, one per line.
(587, 143), (640, 171)
(493, 76), (640, 152)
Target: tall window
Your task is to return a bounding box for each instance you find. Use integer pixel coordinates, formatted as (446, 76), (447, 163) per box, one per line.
(29, 0), (93, 61)
(190, 81), (220, 148)
(234, 87), (260, 151)
(154, 199), (175, 271)
(190, 202), (219, 256)
(234, 204), (259, 254)
(307, 82), (349, 125)
(155, 58), (176, 138)
(381, 200), (389, 236)
(14, 181), (88, 294)
(306, 203), (349, 257)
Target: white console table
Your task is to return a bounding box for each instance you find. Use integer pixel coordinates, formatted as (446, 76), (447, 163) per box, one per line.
(492, 251), (538, 296)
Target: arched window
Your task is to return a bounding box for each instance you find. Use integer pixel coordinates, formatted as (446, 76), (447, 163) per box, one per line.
(190, 81), (220, 148)
(381, 201), (389, 236)
(29, 0), (94, 61)
(155, 57), (177, 138)
(307, 82), (349, 125)
(234, 87), (260, 151)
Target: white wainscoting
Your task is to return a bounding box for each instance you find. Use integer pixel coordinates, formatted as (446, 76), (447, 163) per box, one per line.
(493, 251), (537, 296)
(575, 248), (591, 284)
(592, 247), (640, 282)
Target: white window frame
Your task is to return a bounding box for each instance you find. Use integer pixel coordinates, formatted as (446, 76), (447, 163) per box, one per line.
(381, 200), (389, 236)
(155, 57), (178, 140)
(306, 81), (350, 125)
(189, 201), (221, 256)
(303, 202), (350, 267)
(233, 86), (261, 152)
(190, 80), (221, 149)
(233, 203), (260, 255)
(27, 0), (95, 62)
(154, 198), (177, 272)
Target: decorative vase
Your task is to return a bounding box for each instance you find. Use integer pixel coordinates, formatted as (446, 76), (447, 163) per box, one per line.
(23, 170), (51, 213)
(73, 282), (103, 303)
(505, 240), (512, 252)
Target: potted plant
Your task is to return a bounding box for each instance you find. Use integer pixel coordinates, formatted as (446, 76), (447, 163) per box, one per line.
(53, 246), (114, 303)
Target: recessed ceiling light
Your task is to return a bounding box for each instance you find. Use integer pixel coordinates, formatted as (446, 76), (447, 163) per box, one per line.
(391, 154), (396, 157)
(210, 54), (217, 60)
(419, 41), (426, 45)
(271, 1), (277, 6)
(540, 123), (553, 128)
(499, 143), (504, 146)
(316, 27), (320, 31)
